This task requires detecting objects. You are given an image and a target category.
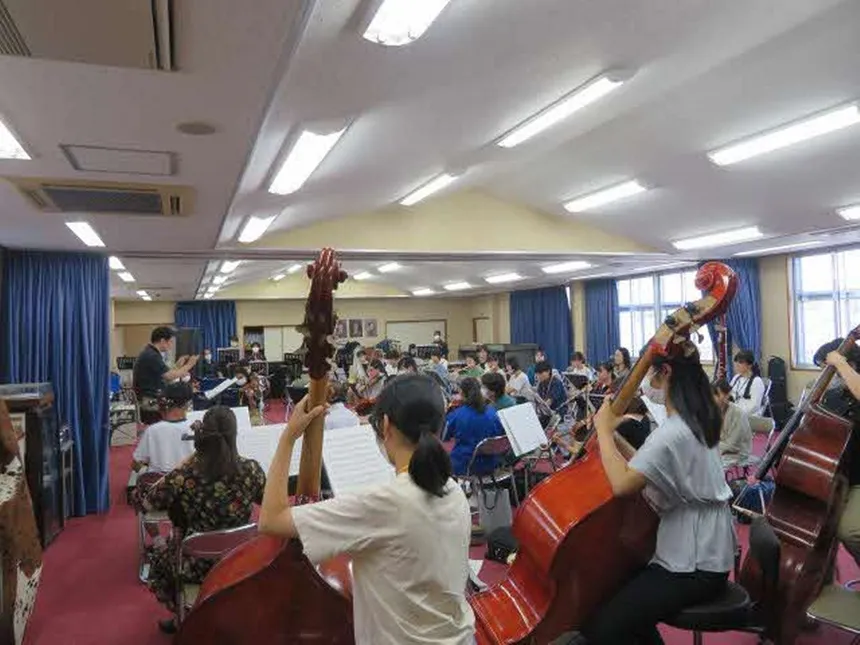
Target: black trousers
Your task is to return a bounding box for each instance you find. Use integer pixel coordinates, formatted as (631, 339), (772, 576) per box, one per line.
(581, 564), (728, 645)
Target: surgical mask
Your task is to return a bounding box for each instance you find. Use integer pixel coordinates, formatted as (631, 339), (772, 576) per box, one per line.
(203, 353), (212, 361)
(236, 377), (247, 386)
(641, 379), (666, 405)
(252, 347), (259, 353)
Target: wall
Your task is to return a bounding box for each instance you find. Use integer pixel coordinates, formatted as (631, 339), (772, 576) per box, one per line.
(467, 293), (511, 344)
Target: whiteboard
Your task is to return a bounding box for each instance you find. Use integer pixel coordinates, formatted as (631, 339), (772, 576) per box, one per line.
(385, 320), (446, 348)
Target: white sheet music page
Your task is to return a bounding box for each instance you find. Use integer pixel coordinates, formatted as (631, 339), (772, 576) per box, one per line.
(188, 406), (252, 432)
(236, 424), (302, 476)
(497, 404), (546, 457)
(322, 424), (395, 495)
(204, 377), (237, 400)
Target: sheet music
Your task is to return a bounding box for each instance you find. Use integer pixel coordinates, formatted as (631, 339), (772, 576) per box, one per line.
(204, 377), (237, 400)
(497, 404), (547, 457)
(642, 396), (668, 427)
(188, 406), (252, 432)
(322, 425), (395, 495)
(236, 424), (302, 476)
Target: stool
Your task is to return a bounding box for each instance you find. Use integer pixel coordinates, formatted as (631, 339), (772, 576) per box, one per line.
(663, 581), (752, 644)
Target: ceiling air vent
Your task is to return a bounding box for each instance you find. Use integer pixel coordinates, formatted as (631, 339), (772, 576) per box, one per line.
(4, 177), (194, 216)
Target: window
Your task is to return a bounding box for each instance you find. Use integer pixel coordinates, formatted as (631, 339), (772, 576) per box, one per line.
(792, 248), (860, 366)
(617, 270), (714, 361)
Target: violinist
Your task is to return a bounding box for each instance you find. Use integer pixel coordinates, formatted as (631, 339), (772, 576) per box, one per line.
(505, 356), (532, 401)
(259, 375), (476, 644)
(444, 377), (505, 476)
(582, 343), (734, 644)
(592, 361), (615, 395)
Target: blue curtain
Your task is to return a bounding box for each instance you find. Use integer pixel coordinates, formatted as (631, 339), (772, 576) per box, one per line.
(1, 250), (111, 514)
(510, 286), (572, 370)
(174, 301), (236, 352)
(700, 258), (762, 378)
(584, 279), (620, 365)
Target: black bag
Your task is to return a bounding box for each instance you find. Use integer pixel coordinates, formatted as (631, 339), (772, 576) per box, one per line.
(485, 526), (518, 563)
(766, 356), (793, 428)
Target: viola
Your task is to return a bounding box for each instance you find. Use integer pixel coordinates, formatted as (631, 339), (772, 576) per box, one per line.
(174, 248), (354, 644)
(469, 261), (738, 643)
(738, 323), (860, 644)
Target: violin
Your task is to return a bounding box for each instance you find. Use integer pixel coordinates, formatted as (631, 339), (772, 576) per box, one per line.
(174, 248), (354, 644)
(468, 261), (737, 643)
(738, 323), (860, 644)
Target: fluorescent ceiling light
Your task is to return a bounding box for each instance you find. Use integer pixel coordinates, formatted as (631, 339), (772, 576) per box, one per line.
(108, 256), (125, 270)
(269, 128), (346, 195)
(443, 281), (471, 291)
(400, 173), (457, 206)
(213, 275), (229, 285)
(837, 204), (860, 221)
(117, 272), (135, 283)
(66, 221), (105, 247)
(220, 260), (241, 274)
(708, 104), (860, 166)
(207, 286), (220, 294)
(238, 215), (276, 243)
(411, 288), (436, 296)
(541, 261), (592, 275)
(203, 293), (214, 300)
(354, 271), (373, 280)
(363, 0), (452, 47)
(498, 74), (624, 148)
(377, 262), (402, 273)
(672, 226), (763, 250)
(734, 241), (823, 257)
(271, 273), (286, 282)
(141, 295), (152, 301)
(0, 117), (29, 159)
(287, 263), (304, 274)
(563, 180), (647, 213)
(136, 290), (148, 297)
(485, 272), (523, 284)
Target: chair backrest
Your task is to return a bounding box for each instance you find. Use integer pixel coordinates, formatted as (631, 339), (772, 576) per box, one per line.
(761, 378), (772, 409)
(473, 435), (512, 458)
(181, 523), (258, 560)
(748, 415), (775, 436)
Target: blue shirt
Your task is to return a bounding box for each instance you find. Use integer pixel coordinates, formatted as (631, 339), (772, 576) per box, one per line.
(538, 377), (568, 417)
(444, 405), (505, 476)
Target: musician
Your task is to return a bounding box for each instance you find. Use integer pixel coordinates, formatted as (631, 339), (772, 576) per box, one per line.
(592, 362), (615, 395)
(349, 348), (369, 383)
(354, 359), (386, 400)
(444, 377), (505, 476)
(613, 347), (632, 382)
(535, 361), (568, 419)
(383, 351), (400, 377)
(481, 372), (516, 411)
(259, 375), (476, 644)
(249, 342), (266, 361)
(132, 382), (195, 473)
(584, 343), (734, 644)
(324, 381), (360, 431)
(139, 407), (266, 633)
(458, 355), (484, 378)
(484, 353), (506, 383)
(198, 347), (220, 378)
(133, 327), (198, 424)
(823, 347), (860, 569)
(476, 345), (489, 370)
(505, 356), (533, 401)
(527, 347), (547, 385)
(568, 351), (594, 380)
(433, 329), (449, 358)
(729, 350), (766, 416)
(235, 367), (263, 425)
(712, 379), (752, 468)
(555, 396), (652, 453)
(398, 355), (419, 374)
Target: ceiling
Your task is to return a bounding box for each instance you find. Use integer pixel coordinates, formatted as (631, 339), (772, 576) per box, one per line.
(1, 0), (859, 300)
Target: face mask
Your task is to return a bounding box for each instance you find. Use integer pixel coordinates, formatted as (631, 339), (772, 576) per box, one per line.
(203, 353), (212, 361)
(236, 377), (247, 386)
(252, 347), (259, 353)
(641, 378), (666, 405)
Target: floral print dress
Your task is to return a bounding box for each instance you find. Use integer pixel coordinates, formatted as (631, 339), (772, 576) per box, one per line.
(142, 456), (266, 610)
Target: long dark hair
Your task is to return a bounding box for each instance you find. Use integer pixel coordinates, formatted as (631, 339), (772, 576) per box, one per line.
(615, 347), (632, 369)
(459, 377), (486, 413)
(652, 345), (722, 448)
(371, 374), (452, 497)
(193, 406), (240, 479)
(733, 349), (761, 378)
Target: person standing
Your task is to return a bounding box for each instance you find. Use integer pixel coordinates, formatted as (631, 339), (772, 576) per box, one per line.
(133, 327), (198, 424)
(132, 382), (196, 473)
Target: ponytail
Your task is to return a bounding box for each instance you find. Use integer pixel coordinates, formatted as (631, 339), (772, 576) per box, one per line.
(409, 431), (452, 497)
(193, 406), (239, 479)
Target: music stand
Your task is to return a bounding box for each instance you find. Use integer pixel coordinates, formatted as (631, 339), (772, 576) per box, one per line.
(217, 348), (240, 365)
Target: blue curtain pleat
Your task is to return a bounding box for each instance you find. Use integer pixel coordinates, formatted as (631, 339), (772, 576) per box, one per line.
(700, 258), (762, 377)
(174, 301), (237, 352)
(509, 286), (572, 370)
(584, 279), (620, 365)
(1, 250), (111, 514)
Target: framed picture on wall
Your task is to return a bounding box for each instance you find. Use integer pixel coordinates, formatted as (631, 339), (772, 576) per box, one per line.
(364, 319), (378, 338)
(334, 319), (347, 340)
(348, 319), (364, 338)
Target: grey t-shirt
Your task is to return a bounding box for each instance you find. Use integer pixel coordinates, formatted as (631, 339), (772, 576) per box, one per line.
(629, 414), (736, 573)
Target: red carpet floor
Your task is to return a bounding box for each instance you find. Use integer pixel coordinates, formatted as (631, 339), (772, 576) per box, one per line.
(24, 422), (860, 645)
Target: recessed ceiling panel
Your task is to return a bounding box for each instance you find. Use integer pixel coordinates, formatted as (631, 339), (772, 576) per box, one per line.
(62, 144), (176, 176)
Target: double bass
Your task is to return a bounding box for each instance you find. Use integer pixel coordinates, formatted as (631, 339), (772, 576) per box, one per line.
(469, 261), (738, 643)
(739, 324), (860, 644)
(174, 248), (355, 644)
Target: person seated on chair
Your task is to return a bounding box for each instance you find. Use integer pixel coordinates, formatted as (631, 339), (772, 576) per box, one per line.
(354, 359), (387, 401)
(428, 348), (450, 382)
(349, 348), (369, 384)
(592, 361), (616, 395)
(484, 353), (506, 383)
(505, 356), (533, 401)
(258, 375), (475, 644)
(476, 345), (489, 370)
(568, 351), (594, 380)
(712, 379), (753, 468)
(535, 361), (568, 421)
(527, 348), (547, 385)
(555, 396), (652, 455)
(444, 377), (505, 477)
(140, 406), (266, 634)
(613, 347), (632, 383)
(248, 341), (266, 361)
(325, 381), (360, 431)
(582, 342), (735, 645)
(729, 350), (766, 416)
(457, 354), (484, 379)
(383, 351), (400, 377)
(235, 367), (263, 425)
(482, 372), (516, 411)
(397, 355), (419, 375)
(132, 382), (195, 474)
(198, 347), (220, 379)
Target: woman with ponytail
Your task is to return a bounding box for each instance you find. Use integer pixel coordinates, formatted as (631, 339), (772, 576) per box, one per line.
(140, 406), (266, 632)
(260, 374), (476, 644)
(581, 343), (735, 645)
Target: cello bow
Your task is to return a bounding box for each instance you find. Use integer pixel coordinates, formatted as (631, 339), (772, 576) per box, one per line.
(174, 248), (355, 645)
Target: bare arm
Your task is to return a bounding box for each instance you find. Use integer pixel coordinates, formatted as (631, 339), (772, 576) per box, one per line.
(594, 399), (647, 497)
(163, 355), (199, 382)
(828, 351), (860, 401)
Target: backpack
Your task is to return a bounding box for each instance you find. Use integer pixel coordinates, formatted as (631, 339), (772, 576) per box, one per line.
(766, 356), (793, 428)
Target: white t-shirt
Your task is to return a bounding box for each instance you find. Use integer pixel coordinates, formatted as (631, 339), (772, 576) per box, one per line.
(324, 402), (360, 431)
(132, 419), (195, 473)
(292, 474), (475, 645)
(507, 371), (532, 400)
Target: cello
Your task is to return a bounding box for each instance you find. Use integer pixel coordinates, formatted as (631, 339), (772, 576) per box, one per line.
(174, 248), (356, 644)
(469, 261), (737, 643)
(738, 324), (860, 644)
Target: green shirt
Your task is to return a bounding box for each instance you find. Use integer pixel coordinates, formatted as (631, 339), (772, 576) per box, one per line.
(494, 394), (517, 410)
(459, 366), (484, 378)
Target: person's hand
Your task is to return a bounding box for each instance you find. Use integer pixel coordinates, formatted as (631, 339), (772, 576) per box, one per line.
(187, 355), (199, 367)
(826, 351), (847, 369)
(175, 355), (189, 366)
(594, 395), (622, 437)
(284, 395), (327, 443)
